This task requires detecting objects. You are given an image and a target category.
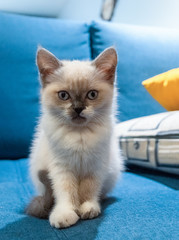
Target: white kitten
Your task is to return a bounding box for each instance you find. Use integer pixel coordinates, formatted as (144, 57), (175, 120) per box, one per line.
(26, 47), (123, 228)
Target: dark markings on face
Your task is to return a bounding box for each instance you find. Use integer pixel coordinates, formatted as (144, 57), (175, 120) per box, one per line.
(71, 95), (87, 117)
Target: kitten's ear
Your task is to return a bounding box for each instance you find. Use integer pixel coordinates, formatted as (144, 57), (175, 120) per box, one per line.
(92, 47), (117, 84)
(36, 47), (62, 86)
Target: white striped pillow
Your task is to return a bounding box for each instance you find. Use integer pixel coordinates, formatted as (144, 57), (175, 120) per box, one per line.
(116, 111), (179, 175)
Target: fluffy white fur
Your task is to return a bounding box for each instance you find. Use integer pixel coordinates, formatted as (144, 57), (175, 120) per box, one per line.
(29, 47), (123, 228)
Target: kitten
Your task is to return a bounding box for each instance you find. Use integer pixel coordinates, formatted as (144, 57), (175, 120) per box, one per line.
(26, 47), (123, 228)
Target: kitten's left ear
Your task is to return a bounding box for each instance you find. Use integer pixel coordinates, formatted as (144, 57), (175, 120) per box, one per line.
(92, 47), (117, 84)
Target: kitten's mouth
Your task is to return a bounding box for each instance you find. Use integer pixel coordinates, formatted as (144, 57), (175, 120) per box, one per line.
(72, 115), (87, 124)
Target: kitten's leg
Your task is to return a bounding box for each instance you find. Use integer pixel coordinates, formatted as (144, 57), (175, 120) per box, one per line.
(102, 147), (124, 199)
(78, 176), (101, 219)
(49, 168), (79, 228)
(26, 170), (54, 218)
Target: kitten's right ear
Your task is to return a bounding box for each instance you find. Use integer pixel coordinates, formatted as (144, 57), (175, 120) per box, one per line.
(36, 47), (62, 86)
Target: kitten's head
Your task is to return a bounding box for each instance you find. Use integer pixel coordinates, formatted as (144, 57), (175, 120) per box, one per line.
(37, 47), (117, 127)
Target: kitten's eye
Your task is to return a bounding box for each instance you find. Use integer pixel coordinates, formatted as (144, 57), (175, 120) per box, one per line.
(58, 91), (70, 101)
(87, 90), (98, 100)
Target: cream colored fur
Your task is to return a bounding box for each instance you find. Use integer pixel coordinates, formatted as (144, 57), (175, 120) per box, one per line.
(29, 47), (123, 228)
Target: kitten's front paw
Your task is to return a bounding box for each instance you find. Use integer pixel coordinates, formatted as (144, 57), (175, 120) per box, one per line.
(49, 208), (79, 228)
(79, 201), (101, 219)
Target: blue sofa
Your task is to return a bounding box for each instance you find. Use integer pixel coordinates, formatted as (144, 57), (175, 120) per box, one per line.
(0, 12), (178, 240)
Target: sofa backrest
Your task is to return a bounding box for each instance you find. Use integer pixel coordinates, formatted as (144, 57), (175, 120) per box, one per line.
(0, 11), (90, 159)
(90, 21), (179, 122)
(1, 12), (179, 159)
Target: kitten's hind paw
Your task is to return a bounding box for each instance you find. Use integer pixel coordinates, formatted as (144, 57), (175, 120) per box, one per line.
(79, 201), (101, 219)
(26, 196), (50, 219)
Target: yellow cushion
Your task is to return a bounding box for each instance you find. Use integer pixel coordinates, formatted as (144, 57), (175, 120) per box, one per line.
(142, 68), (179, 111)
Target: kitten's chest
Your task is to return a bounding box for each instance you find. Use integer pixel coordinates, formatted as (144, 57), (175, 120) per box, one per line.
(53, 126), (104, 152)
(50, 127), (109, 174)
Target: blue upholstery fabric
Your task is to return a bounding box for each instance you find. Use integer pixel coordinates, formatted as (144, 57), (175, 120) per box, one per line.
(91, 21), (179, 122)
(0, 12), (90, 159)
(0, 159), (178, 240)
(0, 13), (179, 240)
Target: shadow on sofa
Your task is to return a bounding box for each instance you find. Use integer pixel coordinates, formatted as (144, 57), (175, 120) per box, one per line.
(127, 165), (179, 190)
(0, 197), (118, 240)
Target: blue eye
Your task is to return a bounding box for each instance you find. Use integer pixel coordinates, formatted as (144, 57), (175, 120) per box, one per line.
(87, 90), (98, 100)
(58, 91), (70, 101)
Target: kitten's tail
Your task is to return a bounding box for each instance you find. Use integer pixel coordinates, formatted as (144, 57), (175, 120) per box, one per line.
(26, 170), (54, 219)
(25, 195), (52, 219)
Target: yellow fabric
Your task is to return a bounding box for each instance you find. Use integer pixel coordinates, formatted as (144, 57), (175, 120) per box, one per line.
(142, 68), (179, 111)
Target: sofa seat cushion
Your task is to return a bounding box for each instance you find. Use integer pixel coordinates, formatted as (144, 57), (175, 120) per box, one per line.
(0, 11), (91, 159)
(0, 159), (178, 239)
(90, 21), (179, 122)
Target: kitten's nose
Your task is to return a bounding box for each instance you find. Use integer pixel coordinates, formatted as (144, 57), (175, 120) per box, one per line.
(74, 107), (84, 115)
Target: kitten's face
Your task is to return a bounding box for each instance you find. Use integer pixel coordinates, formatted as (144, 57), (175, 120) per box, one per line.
(37, 47), (117, 127)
